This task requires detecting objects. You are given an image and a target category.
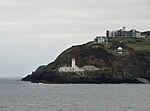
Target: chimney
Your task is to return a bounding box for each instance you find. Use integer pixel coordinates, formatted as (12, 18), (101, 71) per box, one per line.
(123, 26), (125, 31)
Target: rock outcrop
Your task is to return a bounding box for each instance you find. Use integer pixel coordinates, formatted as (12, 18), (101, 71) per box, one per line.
(21, 41), (150, 84)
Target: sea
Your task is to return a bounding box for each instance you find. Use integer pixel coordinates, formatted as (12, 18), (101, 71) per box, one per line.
(0, 78), (150, 111)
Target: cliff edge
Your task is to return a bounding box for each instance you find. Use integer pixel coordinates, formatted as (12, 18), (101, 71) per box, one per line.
(21, 38), (150, 83)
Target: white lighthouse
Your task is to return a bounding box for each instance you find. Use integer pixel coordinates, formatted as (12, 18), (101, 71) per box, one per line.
(58, 58), (99, 72)
(71, 58), (76, 67)
(58, 58), (83, 72)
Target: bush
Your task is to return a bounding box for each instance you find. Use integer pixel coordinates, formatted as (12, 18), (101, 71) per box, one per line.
(136, 39), (143, 42)
(127, 39), (136, 43)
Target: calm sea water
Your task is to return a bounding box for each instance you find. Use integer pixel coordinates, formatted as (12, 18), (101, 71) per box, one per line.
(0, 78), (150, 111)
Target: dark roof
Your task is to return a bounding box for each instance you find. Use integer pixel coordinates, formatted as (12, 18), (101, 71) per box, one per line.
(141, 31), (150, 35)
(129, 29), (140, 33)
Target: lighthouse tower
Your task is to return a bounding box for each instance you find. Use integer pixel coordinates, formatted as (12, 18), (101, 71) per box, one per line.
(71, 58), (76, 67)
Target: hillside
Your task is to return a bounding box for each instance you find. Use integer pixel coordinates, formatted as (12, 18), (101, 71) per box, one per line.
(21, 38), (150, 83)
(111, 37), (150, 51)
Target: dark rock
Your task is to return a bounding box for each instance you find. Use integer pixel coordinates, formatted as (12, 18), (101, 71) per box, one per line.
(21, 42), (150, 84)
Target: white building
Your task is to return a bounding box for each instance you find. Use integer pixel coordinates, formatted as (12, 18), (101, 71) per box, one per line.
(136, 32), (142, 38)
(94, 36), (108, 44)
(58, 58), (99, 72)
(58, 58), (83, 72)
(82, 66), (99, 71)
(58, 66), (83, 72)
(117, 47), (123, 54)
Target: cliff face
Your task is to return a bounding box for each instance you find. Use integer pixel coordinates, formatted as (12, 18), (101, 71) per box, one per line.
(21, 41), (150, 83)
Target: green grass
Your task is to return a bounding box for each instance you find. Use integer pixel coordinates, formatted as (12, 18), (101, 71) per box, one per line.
(106, 48), (130, 57)
(100, 41), (130, 56)
(127, 44), (150, 51)
(111, 37), (150, 51)
(127, 39), (150, 51)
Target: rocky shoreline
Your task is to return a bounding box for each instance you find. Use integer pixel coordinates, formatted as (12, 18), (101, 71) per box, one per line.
(21, 40), (150, 84)
(22, 73), (148, 84)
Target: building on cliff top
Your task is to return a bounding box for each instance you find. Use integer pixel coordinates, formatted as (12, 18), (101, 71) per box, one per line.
(58, 58), (99, 72)
(141, 31), (150, 38)
(93, 36), (108, 44)
(106, 26), (142, 38)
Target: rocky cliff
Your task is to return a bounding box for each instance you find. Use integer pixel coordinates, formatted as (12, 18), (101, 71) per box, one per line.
(21, 40), (150, 84)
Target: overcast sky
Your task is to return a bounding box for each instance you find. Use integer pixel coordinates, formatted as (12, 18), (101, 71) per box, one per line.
(0, 0), (150, 77)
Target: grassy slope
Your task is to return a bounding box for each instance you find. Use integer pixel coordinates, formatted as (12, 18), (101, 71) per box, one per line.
(127, 39), (150, 51)
(111, 37), (150, 51)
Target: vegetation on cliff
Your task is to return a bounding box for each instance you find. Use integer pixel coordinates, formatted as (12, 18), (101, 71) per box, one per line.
(22, 38), (150, 83)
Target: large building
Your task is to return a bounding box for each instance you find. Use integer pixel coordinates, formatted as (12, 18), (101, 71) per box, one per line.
(141, 31), (150, 38)
(106, 27), (141, 38)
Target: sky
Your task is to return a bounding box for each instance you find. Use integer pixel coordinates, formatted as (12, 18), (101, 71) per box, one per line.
(0, 0), (150, 77)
